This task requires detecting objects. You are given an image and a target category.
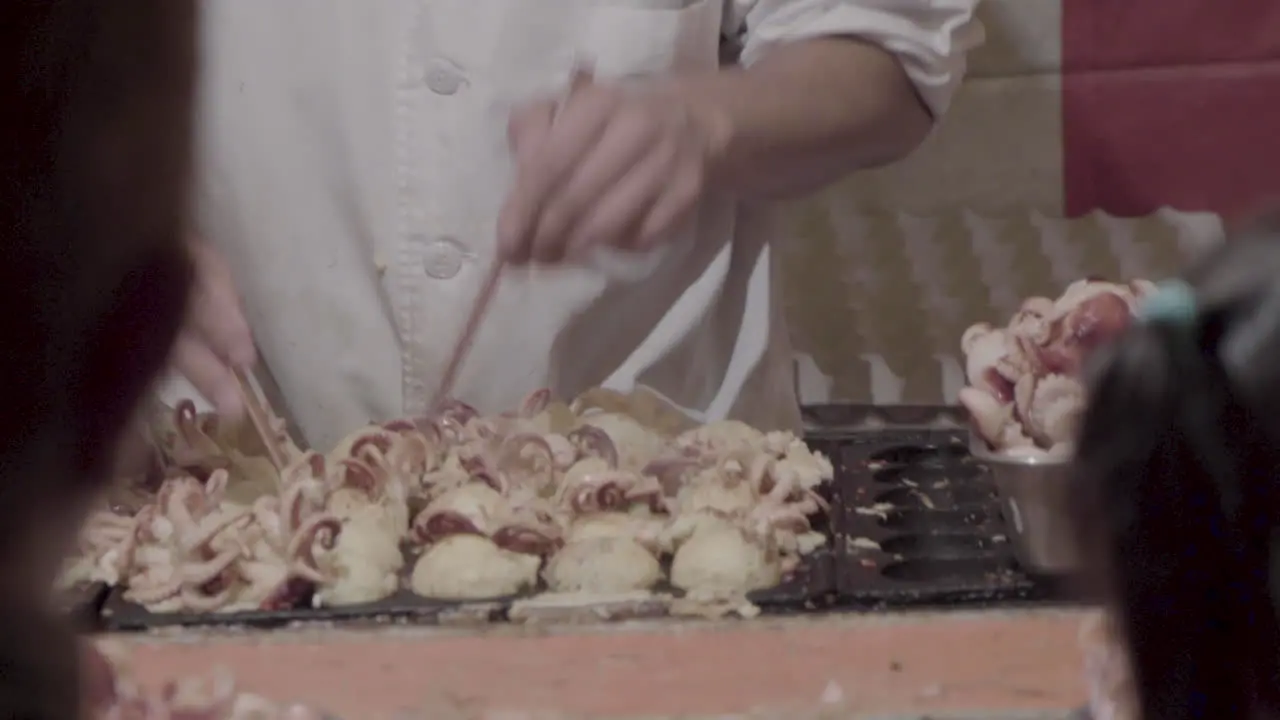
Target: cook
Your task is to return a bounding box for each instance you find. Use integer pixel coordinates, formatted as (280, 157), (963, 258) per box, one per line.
(173, 0), (984, 451)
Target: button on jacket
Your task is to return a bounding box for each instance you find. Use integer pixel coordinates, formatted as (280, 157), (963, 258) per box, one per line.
(190, 0), (983, 450)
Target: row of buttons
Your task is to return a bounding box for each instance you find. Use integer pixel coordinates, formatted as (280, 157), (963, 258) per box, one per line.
(421, 237), (468, 279)
(424, 58), (465, 95)
(421, 57), (467, 279)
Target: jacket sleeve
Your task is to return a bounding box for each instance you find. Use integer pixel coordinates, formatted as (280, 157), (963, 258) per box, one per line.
(724, 0), (986, 118)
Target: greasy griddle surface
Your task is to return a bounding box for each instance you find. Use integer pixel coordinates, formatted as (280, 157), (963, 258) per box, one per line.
(822, 429), (1054, 609)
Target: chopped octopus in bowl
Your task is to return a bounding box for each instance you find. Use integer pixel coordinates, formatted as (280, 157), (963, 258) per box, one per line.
(959, 278), (1156, 459)
(61, 385), (836, 614)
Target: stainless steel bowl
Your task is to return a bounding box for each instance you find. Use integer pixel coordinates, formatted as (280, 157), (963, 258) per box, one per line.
(970, 438), (1081, 574)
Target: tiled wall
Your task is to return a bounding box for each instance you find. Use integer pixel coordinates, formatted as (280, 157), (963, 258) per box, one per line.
(777, 0), (1280, 403)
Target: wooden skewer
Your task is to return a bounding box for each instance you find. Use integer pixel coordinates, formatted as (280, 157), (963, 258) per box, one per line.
(233, 368), (288, 471)
(429, 65), (595, 412)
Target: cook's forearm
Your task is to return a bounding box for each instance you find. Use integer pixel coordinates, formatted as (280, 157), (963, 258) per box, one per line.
(671, 37), (933, 201)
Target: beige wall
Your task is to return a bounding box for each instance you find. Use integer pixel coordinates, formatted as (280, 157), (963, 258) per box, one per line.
(778, 0), (1225, 404)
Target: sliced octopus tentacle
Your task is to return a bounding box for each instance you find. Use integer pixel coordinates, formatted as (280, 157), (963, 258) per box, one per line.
(459, 455), (509, 494)
(335, 457), (381, 498)
(349, 430), (396, 459)
(124, 575), (183, 605)
(285, 514), (343, 564)
(282, 451), (326, 487)
(181, 508), (250, 553)
(386, 430), (437, 478)
(499, 433), (555, 483)
(492, 525), (561, 556)
(174, 400), (221, 452)
(381, 418), (416, 433)
(570, 477), (632, 514)
(411, 510), (484, 545)
(642, 456), (700, 496)
(520, 388), (552, 417)
(744, 454), (777, 495)
(567, 426), (618, 467)
(180, 547), (241, 586)
(179, 581), (235, 613)
(437, 399), (479, 428)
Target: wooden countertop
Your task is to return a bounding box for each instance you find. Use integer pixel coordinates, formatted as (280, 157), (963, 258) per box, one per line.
(104, 607), (1095, 719)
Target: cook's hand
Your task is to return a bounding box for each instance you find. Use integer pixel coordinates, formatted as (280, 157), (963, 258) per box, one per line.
(172, 240), (255, 419)
(498, 76), (719, 265)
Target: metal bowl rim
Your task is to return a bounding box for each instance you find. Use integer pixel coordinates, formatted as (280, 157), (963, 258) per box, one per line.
(968, 437), (1073, 468)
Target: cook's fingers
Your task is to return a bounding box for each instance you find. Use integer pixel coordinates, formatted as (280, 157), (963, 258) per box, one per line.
(172, 333), (244, 420)
(188, 241), (256, 365)
(503, 95), (616, 262)
(636, 160), (703, 249)
(565, 142), (673, 259)
(499, 99), (558, 263)
(533, 118), (656, 260)
(188, 283), (255, 368)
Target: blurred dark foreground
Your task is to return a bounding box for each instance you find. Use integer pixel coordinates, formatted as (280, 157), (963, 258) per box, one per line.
(0, 0), (196, 716)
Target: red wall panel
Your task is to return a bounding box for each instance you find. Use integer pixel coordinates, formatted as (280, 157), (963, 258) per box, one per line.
(1062, 0), (1280, 71)
(1062, 0), (1280, 218)
(1062, 65), (1280, 219)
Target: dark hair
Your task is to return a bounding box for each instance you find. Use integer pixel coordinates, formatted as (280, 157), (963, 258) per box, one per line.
(0, 0), (195, 716)
(1074, 218), (1280, 719)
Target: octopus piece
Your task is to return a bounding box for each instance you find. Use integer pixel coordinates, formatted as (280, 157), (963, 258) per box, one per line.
(408, 482), (510, 545)
(159, 400), (229, 478)
(525, 396), (579, 436)
(960, 277), (1152, 454)
(741, 492), (827, 557)
(60, 509), (142, 588)
(669, 453), (776, 520)
(416, 453), (479, 502)
(764, 433), (834, 492)
(1029, 283), (1138, 377)
(1014, 372), (1085, 450)
(574, 412), (669, 470)
(675, 420), (766, 458)
(432, 398), (483, 443)
(326, 424), (396, 467)
(564, 424), (619, 467)
(123, 505), (250, 613)
(639, 455), (703, 496)
(123, 469), (342, 613)
(231, 511), (342, 611)
(960, 323), (1018, 404)
(380, 416), (445, 485)
(496, 432), (561, 493)
(554, 459), (663, 515)
(490, 509), (564, 557)
(328, 447), (411, 535)
(411, 478), (563, 554)
(314, 506), (405, 606)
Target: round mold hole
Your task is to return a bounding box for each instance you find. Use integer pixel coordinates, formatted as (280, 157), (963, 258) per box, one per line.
(881, 557), (1015, 583)
(867, 444), (970, 469)
(872, 484), (996, 509)
(878, 508), (989, 532)
(872, 464), (986, 485)
(879, 533), (1005, 557)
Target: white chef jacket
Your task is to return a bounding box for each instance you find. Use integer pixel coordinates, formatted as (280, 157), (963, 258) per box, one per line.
(188, 0), (983, 451)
